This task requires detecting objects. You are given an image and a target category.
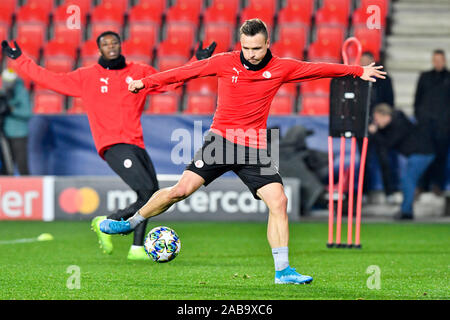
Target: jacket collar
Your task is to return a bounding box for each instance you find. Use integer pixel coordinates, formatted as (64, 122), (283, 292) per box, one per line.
(98, 55), (127, 70)
(240, 49), (273, 71)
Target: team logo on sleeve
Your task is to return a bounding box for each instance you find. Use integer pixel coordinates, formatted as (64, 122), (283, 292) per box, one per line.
(262, 71), (272, 79)
(125, 76), (133, 84)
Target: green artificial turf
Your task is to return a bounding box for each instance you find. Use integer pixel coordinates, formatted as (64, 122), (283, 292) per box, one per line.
(0, 221), (448, 300)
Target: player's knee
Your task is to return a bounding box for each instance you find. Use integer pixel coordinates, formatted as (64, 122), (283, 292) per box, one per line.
(269, 194), (288, 216)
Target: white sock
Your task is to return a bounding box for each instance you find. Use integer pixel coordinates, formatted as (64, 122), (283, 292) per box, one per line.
(131, 245), (143, 250)
(272, 247), (289, 271)
(127, 212), (146, 228)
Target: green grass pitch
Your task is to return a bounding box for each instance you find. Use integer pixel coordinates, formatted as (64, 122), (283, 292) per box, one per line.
(0, 221), (448, 300)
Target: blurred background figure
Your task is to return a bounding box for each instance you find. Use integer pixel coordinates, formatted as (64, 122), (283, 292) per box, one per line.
(0, 68), (31, 175)
(359, 51), (397, 203)
(369, 104), (435, 220)
(360, 51), (395, 112)
(414, 49), (450, 195)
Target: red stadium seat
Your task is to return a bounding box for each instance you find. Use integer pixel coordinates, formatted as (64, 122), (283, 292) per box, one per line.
(121, 38), (153, 64)
(60, 0), (92, 15)
(134, 0), (167, 15)
(165, 0), (202, 26)
(353, 26), (382, 61)
(158, 40), (191, 59)
(44, 39), (78, 59)
(67, 97), (86, 114)
(248, 0), (277, 16)
(240, 5), (274, 32)
(157, 56), (188, 72)
(270, 94), (294, 115)
(80, 56), (98, 67)
(0, 0), (17, 24)
(79, 40), (100, 67)
(299, 95), (330, 115)
(27, 0), (55, 14)
(278, 83), (298, 96)
(146, 93), (180, 114)
(271, 40), (304, 59)
(90, 22), (122, 41)
(203, 0), (239, 25)
(301, 78), (331, 95)
(277, 0), (314, 26)
(14, 37), (41, 61)
(202, 23), (234, 53)
(122, 38), (153, 57)
(53, 3), (87, 26)
(91, 2), (125, 23)
(316, 26), (345, 44)
(184, 93), (216, 114)
(52, 23), (83, 51)
(100, 0), (129, 12)
(16, 3), (49, 24)
(307, 27), (344, 63)
(43, 56), (75, 73)
(80, 40), (98, 58)
(165, 22), (196, 46)
(16, 5), (48, 50)
(315, 0), (350, 28)
(128, 4), (162, 25)
(33, 90), (64, 114)
(128, 22), (159, 47)
(186, 77), (218, 94)
(277, 23), (308, 51)
(0, 24), (8, 42)
(352, 0), (389, 28)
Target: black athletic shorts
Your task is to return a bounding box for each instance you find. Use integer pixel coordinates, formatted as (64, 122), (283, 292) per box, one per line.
(186, 132), (282, 200)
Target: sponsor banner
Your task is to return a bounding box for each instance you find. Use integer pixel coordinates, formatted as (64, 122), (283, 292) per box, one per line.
(0, 177), (47, 220)
(54, 176), (301, 221)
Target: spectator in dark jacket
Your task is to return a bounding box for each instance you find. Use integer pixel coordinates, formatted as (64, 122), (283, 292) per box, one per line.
(359, 51), (396, 200)
(369, 104), (435, 220)
(414, 49), (450, 194)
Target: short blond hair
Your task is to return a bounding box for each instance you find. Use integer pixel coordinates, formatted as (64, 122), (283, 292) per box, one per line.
(373, 103), (393, 116)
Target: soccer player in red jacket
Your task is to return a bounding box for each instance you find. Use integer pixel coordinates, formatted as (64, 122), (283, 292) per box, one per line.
(101, 19), (386, 283)
(1, 31), (216, 261)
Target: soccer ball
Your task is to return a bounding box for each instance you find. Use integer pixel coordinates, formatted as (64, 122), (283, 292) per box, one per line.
(144, 226), (181, 263)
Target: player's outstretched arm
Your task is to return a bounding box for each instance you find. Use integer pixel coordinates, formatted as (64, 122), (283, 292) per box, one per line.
(1, 40), (82, 97)
(129, 48), (223, 94)
(360, 62), (387, 82)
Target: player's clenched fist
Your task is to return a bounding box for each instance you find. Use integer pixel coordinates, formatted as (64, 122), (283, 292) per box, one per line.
(128, 80), (145, 93)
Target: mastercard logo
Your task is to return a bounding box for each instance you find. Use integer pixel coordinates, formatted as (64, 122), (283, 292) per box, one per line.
(59, 187), (100, 214)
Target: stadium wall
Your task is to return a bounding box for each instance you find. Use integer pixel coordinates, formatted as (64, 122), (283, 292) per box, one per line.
(0, 176), (300, 221)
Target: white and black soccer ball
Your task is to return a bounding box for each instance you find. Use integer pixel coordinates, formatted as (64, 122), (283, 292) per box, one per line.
(144, 226), (181, 263)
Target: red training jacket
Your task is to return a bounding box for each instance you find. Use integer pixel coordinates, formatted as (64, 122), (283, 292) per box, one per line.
(14, 54), (180, 157)
(142, 51), (364, 148)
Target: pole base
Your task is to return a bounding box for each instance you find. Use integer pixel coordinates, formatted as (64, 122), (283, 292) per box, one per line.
(354, 244), (362, 249)
(326, 243), (335, 248)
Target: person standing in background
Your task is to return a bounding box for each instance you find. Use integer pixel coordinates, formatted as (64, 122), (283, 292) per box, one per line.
(414, 49), (450, 195)
(0, 68), (31, 175)
(359, 51), (397, 203)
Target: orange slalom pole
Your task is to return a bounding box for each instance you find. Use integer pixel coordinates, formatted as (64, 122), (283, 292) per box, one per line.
(336, 136), (346, 246)
(327, 136), (335, 247)
(347, 137), (357, 247)
(355, 136), (368, 248)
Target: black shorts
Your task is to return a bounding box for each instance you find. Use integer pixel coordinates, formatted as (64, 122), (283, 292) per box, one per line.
(186, 132), (282, 200)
